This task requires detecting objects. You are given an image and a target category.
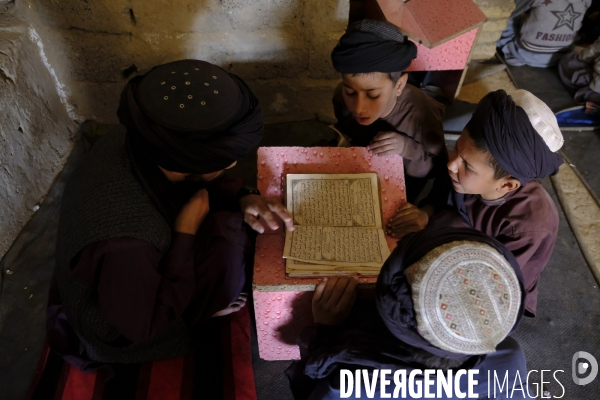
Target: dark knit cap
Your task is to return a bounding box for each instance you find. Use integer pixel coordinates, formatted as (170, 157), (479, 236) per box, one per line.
(118, 59), (263, 174)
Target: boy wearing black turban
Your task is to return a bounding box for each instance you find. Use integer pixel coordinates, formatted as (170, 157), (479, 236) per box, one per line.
(47, 60), (294, 368)
(286, 227), (529, 399)
(387, 89), (563, 317)
(330, 19), (448, 203)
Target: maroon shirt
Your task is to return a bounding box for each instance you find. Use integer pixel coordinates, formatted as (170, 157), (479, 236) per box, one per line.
(431, 181), (559, 316)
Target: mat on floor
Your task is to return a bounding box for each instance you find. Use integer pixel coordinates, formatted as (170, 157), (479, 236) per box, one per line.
(27, 306), (256, 400)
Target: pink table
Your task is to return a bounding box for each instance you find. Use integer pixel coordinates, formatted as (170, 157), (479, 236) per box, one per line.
(252, 147), (406, 360)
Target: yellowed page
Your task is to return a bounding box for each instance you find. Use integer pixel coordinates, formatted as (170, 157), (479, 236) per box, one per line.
(285, 173), (382, 228)
(283, 226), (390, 267)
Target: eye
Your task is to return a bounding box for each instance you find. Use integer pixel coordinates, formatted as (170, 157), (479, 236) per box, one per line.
(367, 94), (380, 99)
(344, 91), (356, 97)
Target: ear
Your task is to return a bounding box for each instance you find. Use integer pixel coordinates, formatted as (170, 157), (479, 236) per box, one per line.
(395, 74), (408, 96)
(499, 177), (521, 194)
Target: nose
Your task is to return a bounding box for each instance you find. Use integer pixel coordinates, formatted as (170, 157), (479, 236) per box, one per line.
(447, 151), (459, 173)
(355, 94), (367, 115)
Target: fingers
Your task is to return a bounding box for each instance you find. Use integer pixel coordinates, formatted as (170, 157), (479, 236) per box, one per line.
(267, 202), (295, 231)
(313, 279), (327, 303)
(244, 214), (265, 234)
(318, 277), (341, 305)
(325, 277), (357, 307)
(388, 210), (419, 226)
(372, 149), (399, 157)
(368, 138), (396, 150)
(371, 131), (396, 141)
(334, 278), (358, 311)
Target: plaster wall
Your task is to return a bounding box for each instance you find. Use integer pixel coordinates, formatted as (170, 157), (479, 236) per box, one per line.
(19, 0), (349, 124)
(0, 9), (77, 259)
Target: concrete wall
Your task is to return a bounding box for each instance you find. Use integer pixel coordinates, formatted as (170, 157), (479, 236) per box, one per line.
(471, 0), (515, 61)
(19, 0), (349, 124)
(0, 8), (77, 259)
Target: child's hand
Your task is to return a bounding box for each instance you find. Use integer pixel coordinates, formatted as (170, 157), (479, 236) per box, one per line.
(386, 203), (429, 240)
(312, 277), (358, 326)
(367, 131), (406, 157)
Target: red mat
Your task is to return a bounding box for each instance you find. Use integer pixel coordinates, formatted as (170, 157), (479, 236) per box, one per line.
(28, 307), (256, 400)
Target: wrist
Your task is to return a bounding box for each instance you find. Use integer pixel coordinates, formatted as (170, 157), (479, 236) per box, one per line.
(236, 186), (261, 202)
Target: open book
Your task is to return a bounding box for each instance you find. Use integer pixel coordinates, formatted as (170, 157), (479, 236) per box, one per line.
(282, 173), (391, 277)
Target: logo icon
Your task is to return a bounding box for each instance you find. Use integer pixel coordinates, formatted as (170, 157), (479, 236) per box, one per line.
(572, 351), (598, 386)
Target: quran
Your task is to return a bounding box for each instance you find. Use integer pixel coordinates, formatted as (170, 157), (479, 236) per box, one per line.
(282, 173), (391, 277)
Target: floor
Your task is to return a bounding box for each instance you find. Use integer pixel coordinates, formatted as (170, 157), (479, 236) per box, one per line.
(1, 64), (600, 399)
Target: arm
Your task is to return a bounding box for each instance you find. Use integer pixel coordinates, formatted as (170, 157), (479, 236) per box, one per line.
(74, 234), (197, 343)
(497, 230), (556, 316)
(497, 0), (537, 47)
(75, 189), (211, 342)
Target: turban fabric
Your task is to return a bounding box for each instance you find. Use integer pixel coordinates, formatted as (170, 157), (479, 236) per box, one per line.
(465, 90), (563, 185)
(117, 59), (263, 223)
(376, 226), (525, 360)
(331, 19), (417, 73)
(118, 59), (263, 175)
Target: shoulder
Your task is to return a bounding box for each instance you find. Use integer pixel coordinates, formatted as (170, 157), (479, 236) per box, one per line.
(501, 181), (559, 236)
(398, 84), (445, 120)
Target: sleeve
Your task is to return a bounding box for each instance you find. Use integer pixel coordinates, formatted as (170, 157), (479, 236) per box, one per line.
(496, 229), (556, 316)
(397, 98), (447, 178)
(497, 0), (537, 48)
(73, 234), (196, 343)
(285, 324), (346, 400)
(206, 173), (244, 212)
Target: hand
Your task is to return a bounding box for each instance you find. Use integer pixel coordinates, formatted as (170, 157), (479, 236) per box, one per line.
(312, 276), (358, 326)
(174, 189), (210, 234)
(239, 194), (294, 233)
(367, 131), (406, 157)
(386, 203), (430, 240)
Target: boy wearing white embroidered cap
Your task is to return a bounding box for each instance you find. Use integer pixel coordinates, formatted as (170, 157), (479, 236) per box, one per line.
(387, 89), (563, 317)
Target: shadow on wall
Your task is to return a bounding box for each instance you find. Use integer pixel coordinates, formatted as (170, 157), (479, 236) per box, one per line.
(20, 0), (349, 124)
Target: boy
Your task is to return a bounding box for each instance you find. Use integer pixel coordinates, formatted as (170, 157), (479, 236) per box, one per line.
(331, 19), (448, 202)
(388, 89), (563, 317)
(286, 226), (528, 399)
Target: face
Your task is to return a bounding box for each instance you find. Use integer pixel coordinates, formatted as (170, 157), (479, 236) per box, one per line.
(160, 161), (237, 183)
(341, 72), (407, 126)
(447, 130), (519, 200)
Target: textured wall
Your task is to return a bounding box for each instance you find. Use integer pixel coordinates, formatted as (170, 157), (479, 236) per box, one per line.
(20, 0), (350, 124)
(471, 0), (516, 61)
(0, 11), (77, 259)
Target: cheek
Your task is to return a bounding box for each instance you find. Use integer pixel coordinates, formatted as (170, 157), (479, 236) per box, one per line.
(343, 94), (356, 110)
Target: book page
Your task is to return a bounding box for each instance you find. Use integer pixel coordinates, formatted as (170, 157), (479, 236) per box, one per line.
(283, 226), (390, 267)
(286, 173), (382, 228)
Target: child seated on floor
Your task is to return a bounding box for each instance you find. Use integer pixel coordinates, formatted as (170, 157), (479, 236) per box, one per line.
(387, 89), (563, 317)
(286, 226), (529, 400)
(330, 19), (448, 203)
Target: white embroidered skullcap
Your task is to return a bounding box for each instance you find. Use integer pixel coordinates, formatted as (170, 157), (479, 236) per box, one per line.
(512, 89), (563, 152)
(404, 241), (521, 355)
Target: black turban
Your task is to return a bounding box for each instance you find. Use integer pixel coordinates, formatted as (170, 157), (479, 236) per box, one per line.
(331, 19), (418, 73)
(118, 59), (263, 174)
(465, 90), (564, 185)
(376, 226), (525, 360)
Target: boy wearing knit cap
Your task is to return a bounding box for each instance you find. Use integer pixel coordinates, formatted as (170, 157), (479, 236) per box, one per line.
(286, 226), (529, 399)
(331, 19), (448, 203)
(388, 89), (563, 317)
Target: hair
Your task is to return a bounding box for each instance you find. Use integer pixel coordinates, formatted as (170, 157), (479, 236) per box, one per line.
(466, 127), (512, 181)
(351, 71), (404, 84)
